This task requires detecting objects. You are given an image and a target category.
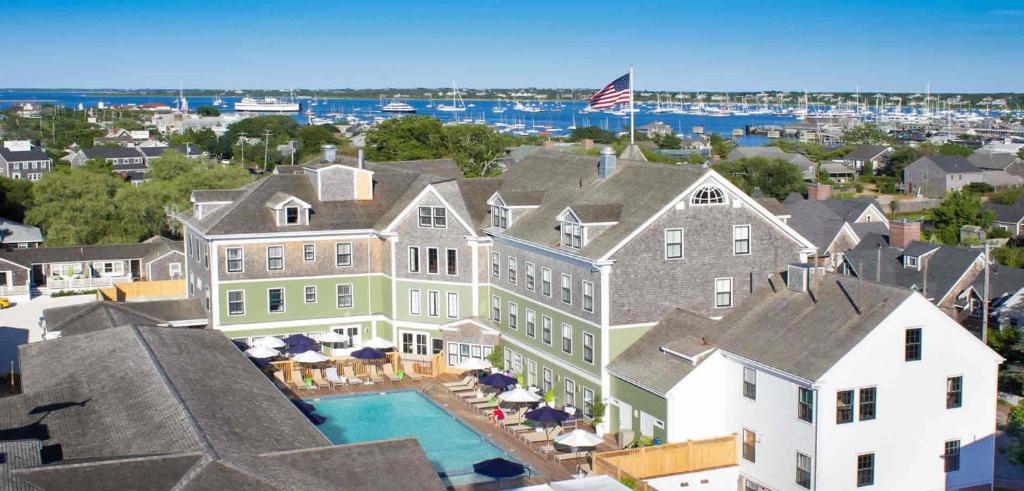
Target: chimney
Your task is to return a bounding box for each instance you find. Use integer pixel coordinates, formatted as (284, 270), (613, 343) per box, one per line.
(889, 221), (921, 249)
(321, 144), (336, 163)
(583, 139), (594, 150)
(543, 141), (555, 149)
(598, 146), (616, 179)
(357, 148), (365, 169)
(807, 183), (831, 200)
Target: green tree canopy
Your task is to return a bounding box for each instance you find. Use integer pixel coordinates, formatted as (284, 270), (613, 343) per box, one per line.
(195, 106), (221, 117)
(842, 123), (894, 146)
(365, 116), (448, 161)
(930, 190), (994, 245)
(936, 143), (973, 157)
(708, 134), (736, 159)
(712, 157), (807, 200)
(568, 126), (616, 144)
(0, 177), (34, 222)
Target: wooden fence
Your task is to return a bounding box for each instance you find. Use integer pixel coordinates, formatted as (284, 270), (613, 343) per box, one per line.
(272, 351), (445, 383)
(592, 434), (737, 489)
(96, 279), (185, 302)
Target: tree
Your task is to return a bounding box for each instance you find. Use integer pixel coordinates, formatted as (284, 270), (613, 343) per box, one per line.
(0, 177), (34, 222)
(930, 190), (994, 245)
(842, 123), (893, 146)
(25, 167), (129, 245)
(295, 125), (342, 160)
(708, 134), (735, 159)
(936, 143), (972, 157)
(712, 157), (806, 200)
(887, 145), (923, 178)
(994, 246), (1024, 268)
(568, 126), (616, 144)
(991, 186), (1024, 205)
(652, 133), (682, 150)
(442, 124), (510, 177)
(365, 116), (448, 161)
(195, 106), (220, 117)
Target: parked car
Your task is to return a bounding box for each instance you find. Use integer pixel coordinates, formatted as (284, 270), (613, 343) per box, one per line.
(0, 297), (10, 309)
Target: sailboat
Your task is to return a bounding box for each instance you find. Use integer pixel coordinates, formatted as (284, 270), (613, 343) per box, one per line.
(492, 101), (507, 114)
(436, 82), (467, 112)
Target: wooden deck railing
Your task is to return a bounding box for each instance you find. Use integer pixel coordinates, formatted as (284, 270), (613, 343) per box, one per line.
(271, 350), (446, 383)
(591, 434), (737, 489)
(96, 279), (185, 301)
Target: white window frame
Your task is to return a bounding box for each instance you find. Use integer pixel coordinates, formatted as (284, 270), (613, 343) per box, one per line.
(492, 205), (509, 229)
(582, 280), (594, 313)
(304, 285), (317, 304)
(525, 309), (536, 338)
(408, 246), (420, 273)
(447, 292), (459, 319)
(733, 224), (751, 256)
(266, 245), (284, 271)
(508, 256), (518, 284)
(715, 277), (733, 308)
(336, 283), (353, 308)
(542, 316), (552, 345)
(691, 185), (726, 205)
(541, 267), (552, 297)
(303, 243), (316, 262)
(445, 248), (458, 276)
(491, 251), (500, 278)
(565, 378), (576, 407)
(583, 331), (594, 364)
(335, 242), (352, 267)
(427, 290), (440, 317)
(508, 301), (518, 330)
(543, 367), (553, 394)
(284, 206), (300, 224)
(561, 323), (573, 354)
(409, 289), (421, 315)
(561, 221), (582, 249)
(527, 359), (537, 387)
(268, 287), (285, 313)
(227, 290), (245, 316)
(226, 247), (244, 272)
(492, 295), (501, 322)
(427, 247), (439, 274)
(418, 206), (447, 228)
(665, 228), (684, 260)
(561, 273), (572, 305)
(168, 262), (182, 278)
(525, 262), (536, 291)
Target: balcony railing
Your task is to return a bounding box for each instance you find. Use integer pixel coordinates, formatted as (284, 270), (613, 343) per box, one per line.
(592, 434), (737, 489)
(0, 285), (29, 296)
(47, 276), (132, 291)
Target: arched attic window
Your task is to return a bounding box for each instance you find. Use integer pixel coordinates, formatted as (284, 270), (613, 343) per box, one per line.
(691, 186), (725, 205)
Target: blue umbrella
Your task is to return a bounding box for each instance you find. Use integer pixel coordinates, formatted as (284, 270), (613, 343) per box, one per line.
(232, 339), (250, 351)
(250, 357), (271, 369)
(283, 334), (318, 354)
(525, 406), (569, 424)
(350, 347), (386, 360)
(473, 457), (525, 479)
(480, 373), (517, 389)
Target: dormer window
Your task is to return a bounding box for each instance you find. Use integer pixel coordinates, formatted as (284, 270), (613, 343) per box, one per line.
(561, 221), (582, 249)
(492, 205), (509, 229)
(418, 206), (447, 228)
(905, 255), (919, 270)
(285, 206), (300, 224)
(691, 185), (725, 205)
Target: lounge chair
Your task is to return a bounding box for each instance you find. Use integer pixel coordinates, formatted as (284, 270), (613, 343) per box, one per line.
(310, 369), (331, 388)
(442, 376), (473, 389)
(554, 451), (589, 463)
(474, 401), (500, 412)
(464, 392), (496, 405)
(367, 365), (385, 384)
(402, 362), (424, 381)
(273, 370), (288, 386)
(325, 367), (347, 387)
(291, 369), (315, 391)
(521, 427), (562, 445)
(457, 387), (487, 400)
(505, 423), (534, 434)
(498, 408), (527, 426)
(382, 363), (401, 382)
(343, 366), (364, 385)
(448, 379), (478, 393)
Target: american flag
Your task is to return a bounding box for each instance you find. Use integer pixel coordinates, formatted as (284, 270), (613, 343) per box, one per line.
(589, 73), (631, 109)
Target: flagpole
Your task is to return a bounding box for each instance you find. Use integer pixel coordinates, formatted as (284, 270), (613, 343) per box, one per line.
(629, 65), (635, 145)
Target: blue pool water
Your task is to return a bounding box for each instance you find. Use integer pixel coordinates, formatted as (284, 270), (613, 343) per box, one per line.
(311, 390), (520, 481)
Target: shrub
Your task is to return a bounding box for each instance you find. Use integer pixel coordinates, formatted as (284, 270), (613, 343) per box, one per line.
(51, 289), (97, 298)
(1006, 439), (1024, 465)
(855, 183), (864, 193)
(1009, 403), (1024, 437)
(966, 182), (995, 193)
(619, 476), (637, 490)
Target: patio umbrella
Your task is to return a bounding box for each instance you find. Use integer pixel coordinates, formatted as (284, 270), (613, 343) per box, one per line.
(245, 345), (279, 359)
(313, 331), (349, 344)
(455, 358), (492, 372)
(526, 406), (570, 438)
(283, 334), (319, 354)
(232, 339), (250, 351)
(292, 350), (329, 364)
(251, 357), (272, 369)
(255, 336), (286, 349)
(350, 347), (386, 360)
(498, 387), (542, 403)
(480, 373), (517, 390)
(363, 336), (395, 349)
(472, 457), (525, 479)
(555, 429), (603, 448)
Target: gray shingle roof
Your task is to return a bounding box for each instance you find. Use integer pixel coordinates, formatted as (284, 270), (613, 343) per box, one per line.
(0, 148), (50, 163)
(0, 218), (43, 245)
(377, 159), (463, 179)
(496, 190), (545, 207)
(988, 199), (1024, 224)
(43, 299), (207, 336)
(192, 189), (246, 203)
(82, 147), (143, 160)
(913, 155), (981, 174)
(782, 200), (849, 251)
(0, 241), (167, 267)
(968, 151), (1021, 171)
(843, 144), (891, 161)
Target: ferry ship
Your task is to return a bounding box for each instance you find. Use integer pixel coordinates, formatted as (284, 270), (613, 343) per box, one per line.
(381, 101), (416, 113)
(234, 96), (301, 112)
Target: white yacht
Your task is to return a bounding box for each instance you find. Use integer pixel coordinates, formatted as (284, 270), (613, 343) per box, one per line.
(436, 82), (467, 112)
(381, 100), (417, 113)
(234, 95), (301, 112)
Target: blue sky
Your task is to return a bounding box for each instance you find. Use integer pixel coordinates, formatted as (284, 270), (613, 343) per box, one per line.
(4, 0), (1022, 92)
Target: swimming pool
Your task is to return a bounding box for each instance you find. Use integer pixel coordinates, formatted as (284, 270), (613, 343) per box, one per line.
(310, 390), (524, 484)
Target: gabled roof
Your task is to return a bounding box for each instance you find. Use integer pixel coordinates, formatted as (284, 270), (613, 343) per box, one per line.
(192, 189), (246, 203)
(43, 298), (207, 336)
(0, 147), (50, 163)
(725, 146), (816, 168)
(0, 240), (171, 267)
(911, 155), (981, 174)
(988, 199), (1024, 223)
(0, 218), (43, 244)
(138, 144), (201, 158)
(843, 144), (892, 161)
(376, 159), (463, 179)
(493, 190), (545, 207)
(566, 203), (623, 224)
(81, 147), (143, 159)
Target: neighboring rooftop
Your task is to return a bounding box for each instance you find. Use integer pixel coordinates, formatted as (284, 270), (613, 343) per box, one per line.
(843, 144), (892, 161)
(0, 218), (43, 245)
(43, 298), (207, 336)
(912, 155), (981, 174)
(0, 147), (50, 163)
(0, 237), (179, 267)
(988, 199), (1024, 223)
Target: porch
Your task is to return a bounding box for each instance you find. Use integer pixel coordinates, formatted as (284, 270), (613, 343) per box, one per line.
(591, 435), (738, 490)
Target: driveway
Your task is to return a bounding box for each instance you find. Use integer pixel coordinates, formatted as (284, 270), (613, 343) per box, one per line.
(0, 293), (95, 370)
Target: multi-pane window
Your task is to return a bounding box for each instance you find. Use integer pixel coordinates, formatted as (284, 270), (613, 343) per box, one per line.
(905, 328), (922, 361)
(743, 367), (756, 400)
(447, 292), (459, 318)
(285, 206), (299, 224)
(227, 290), (244, 315)
(408, 247), (420, 272)
(491, 205), (509, 229)
(508, 302), (518, 329)
(583, 387), (595, 418)
(692, 186), (725, 205)
(303, 244), (315, 261)
(409, 290), (421, 315)
(561, 274), (572, 304)
(798, 387), (814, 423)
(508, 257), (518, 284)
(857, 453), (875, 487)
(837, 390), (854, 424)
(564, 378), (576, 407)
(715, 277), (733, 308)
(268, 288), (285, 313)
(583, 332), (594, 364)
(561, 323), (573, 354)
(561, 221), (582, 249)
(336, 284), (353, 308)
(542, 367), (553, 394)
(226, 247), (243, 272)
(665, 228), (683, 259)
(796, 453), (812, 489)
(947, 376), (963, 409)
(527, 359), (537, 387)
(525, 262), (536, 291)
(542, 316), (552, 345)
(267, 246), (284, 270)
(446, 249), (458, 275)
(541, 268), (552, 296)
(427, 248), (439, 274)
(526, 309), (536, 338)
(742, 429), (756, 463)
(492, 296), (501, 322)
(734, 225), (751, 255)
(491, 252), (500, 278)
(945, 440), (961, 472)
(418, 206), (447, 228)
(427, 290), (439, 317)
(335, 243), (352, 267)
(582, 281), (594, 313)
(304, 286), (317, 303)
(859, 387), (877, 421)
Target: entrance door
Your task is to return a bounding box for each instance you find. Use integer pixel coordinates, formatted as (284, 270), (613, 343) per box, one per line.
(618, 400), (633, 431)
(0, 271), (8, 287)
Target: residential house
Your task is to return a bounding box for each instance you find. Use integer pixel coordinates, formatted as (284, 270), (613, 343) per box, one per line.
(779, 185), (889, 269)
(989, 198), (1024, 235)
(69, 146), (151, 183)
(903, 155), (984, 198)
(840, 144), (893, 174)
(724, 147), (817, 181)
(968, 150), (1024, 188)
(92, 128), (135, 147)
(607, 268), (1001, 491)
(0, 217), (43, 250)
(0, 140), (54, 181)
(820, 162), (855, 183)
(139, 143), (202, 164)
(178, 145), (815, 432)
(973, 266), (1024, 331)
(0, 325), (443, 490)
(637, 121), (674, 137)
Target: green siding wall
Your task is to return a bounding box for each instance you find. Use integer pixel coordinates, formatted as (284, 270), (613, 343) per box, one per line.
(501, 342), (601, 415)
(394, 280), (474, 323)
(218, 275), (374, 325)
(608, 325), (654, 361)
(609, 376), (667, 443)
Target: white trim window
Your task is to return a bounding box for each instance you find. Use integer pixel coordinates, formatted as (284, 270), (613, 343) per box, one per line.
(733, 225), (751, 255)
(561, 273), (572, 304)
(508, 257), (518, 284)
(561, 222), (582, 249)
(564, 378), (576, 407)
(541, 268), (552, 296)
(446, 249), (458, 275)
(336, 284), (353, 308)
(492, 295), (501, 322)
(285, 206), (300, 224)
(427, 247), (439, 274)
(542, 367), (553, 395)
(268, 288), (285, 313)
(418, 206), (447, 228)
(665, 228), (683, 259)
(227, 290), (245, 315)
(304, 285), (317, 304)
(336, 242), (352, 267)
(583, 332), (594, 364)
(408, 246), (420, 273)
(491, 252), (500, 278)
(525, 262), (536, 291)
(527, 359), (537, 387)
(409, 289), (421, 315)
(168, 262), (182, 278)
(491, 205), (509, 229)
(526, 309), (536, 338)
(303, 243), (316, 262)
(267, 246), (284, 271)
(582, 387), (595, 418)
(447, 292), (459, 318)
(542, 316), (552, 345)
(561, 323), (573, 354)
(691, 185), (725, 205)
(582, 281), (594, 313)
(715, 277), (733, 308)
(508, 301), (518, 330)
(427, 290), (440, 317)
(226, 247), (244, 272)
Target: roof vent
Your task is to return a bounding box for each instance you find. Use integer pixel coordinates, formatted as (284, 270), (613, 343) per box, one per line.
(321, 144), (336, 163)
(598, 146), (616, 179)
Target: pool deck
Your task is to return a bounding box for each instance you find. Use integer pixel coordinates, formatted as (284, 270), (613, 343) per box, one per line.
(281, 374), (619, 490)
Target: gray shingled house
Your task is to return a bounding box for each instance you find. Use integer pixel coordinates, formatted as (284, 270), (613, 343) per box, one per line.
(724, 146), (818, 181)
(840, 144), (893, 174)
(989, 198), (1024, 236)
(903, 155), (983, 198)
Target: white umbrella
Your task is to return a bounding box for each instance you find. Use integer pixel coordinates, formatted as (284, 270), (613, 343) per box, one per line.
(363, 337), (395, 349)
(292, 350), (328, 364)
(255, 337), (286, 349)
(245, 345), (279, 359)
(498, 387), (542, 403)
(313, 331), (349, 344)
(455, 358), (492, 372)
(554, 429), (604, 448)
